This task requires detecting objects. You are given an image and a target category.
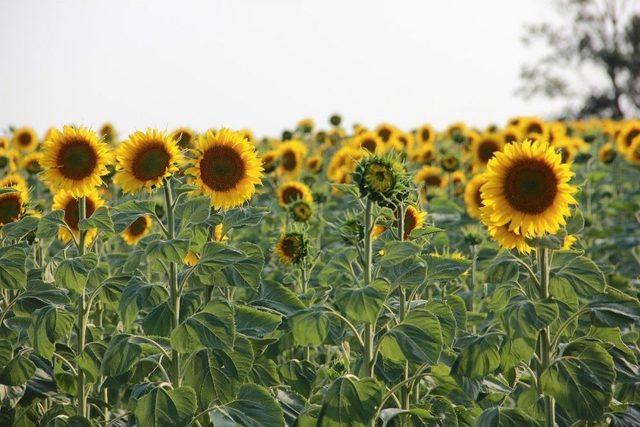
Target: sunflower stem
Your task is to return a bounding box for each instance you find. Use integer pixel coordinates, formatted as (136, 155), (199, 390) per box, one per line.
(396, 202), (410, 410)
(163, 180), (181, 387)
(76, 196), (88, 418)
(536, 245), (556, 427)
(361, 198), (375, 378)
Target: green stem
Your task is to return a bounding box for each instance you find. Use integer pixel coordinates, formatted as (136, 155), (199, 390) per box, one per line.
(76, 196), (87, 418)
(537, 245), (556, 427)
(163, 180), (181, 387)
(362, 198), (374, 378)
(469, 244), (478, 312)
(396, 203), (410, 409)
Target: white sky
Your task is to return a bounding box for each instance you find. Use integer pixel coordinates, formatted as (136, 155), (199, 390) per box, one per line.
(0, 0), (566, 138)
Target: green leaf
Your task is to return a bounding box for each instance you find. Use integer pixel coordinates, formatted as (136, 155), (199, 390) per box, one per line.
(77, 342), (106, 384)
(0, 245), (26, 290)
(317, 375), (382, 427)
(222, 206), (270, 230)
(380, 307), (443, 364)
(541, 339), (615, 421)
(134, 386), (197, 427)
(550, 251), (606, 297)
(565, 210), (584, 235)
(289, 306), (330, 346)
(171, 299), (235, 353)
(452, 333), (501, 379)
(112, 200), (156, 233)
(28, 305), (74, 359)
(0, 355), (35, 386)
(177, 196), (211, 229)
(36, 210), (66, 239)
(79, 206), (114, 234)
(220, 242), (264, 288)
(476, 407), (540, 427)
(101, 334), (166, 376)
(378, 241), (421, 267)
(381, 258), (426, 288)
(119, 278), (168, 328)
(234, 305), (282, 338)
(1, 216), (39, 240)
(379, 407), (431, 426)
(424, 255), (471, 283)
(253, 280), (305, 316)
(587, 287), (640, 327)
(145, 239), (189, 264)
(424, 300), (457, 347)
(55, 253), (98, 293)
(209, 383), (285, 427)
(336, 279), (389, 324)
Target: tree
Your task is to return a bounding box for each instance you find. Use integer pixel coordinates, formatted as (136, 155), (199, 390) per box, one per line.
(518, 0), (640, 119)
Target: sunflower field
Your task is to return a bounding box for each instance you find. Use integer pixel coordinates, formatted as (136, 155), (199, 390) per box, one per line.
(0, 116), (639, 427)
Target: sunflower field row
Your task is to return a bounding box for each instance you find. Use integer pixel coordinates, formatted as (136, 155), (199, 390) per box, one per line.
(0, 115), (639, 426)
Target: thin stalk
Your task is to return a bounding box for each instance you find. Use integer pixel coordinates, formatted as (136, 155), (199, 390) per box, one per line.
(469, 244), (478, 312)
(537, 245), (556, 427)
(163, 180), (181, 387)
(361, 198), (374, 377)
(76, 196), (88, 417)
(396, 202), (410, 409)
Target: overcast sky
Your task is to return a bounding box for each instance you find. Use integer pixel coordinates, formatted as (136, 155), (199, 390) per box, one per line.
(0, 0), (565, 138)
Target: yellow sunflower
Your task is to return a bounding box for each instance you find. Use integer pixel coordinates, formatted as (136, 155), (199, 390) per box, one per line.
(41, 126), (113, 196)
(261, 149), (279, 174)
(351, 131), (386, 155)
(99, 122), (117, 145)
(12, 127), (38, 152)
(114, 129), (182, 194)
(277, 140), (308, 178)
(464, 174), (487, 219)
(306, 154), (323, 173)
(275, 232), (308, 264)
(616, 121), (640, 155)
(327, 146), (363, 182)
(598, 142), (617, 164)
(213, 223), (229, 242)
(410, 144), (436, 164)
(277, 181), (313, 207)
(184, 251), (200, 266)
(0, 174), (29, 195)
(414, 165), (447, 190)
(21, 152), (44, 175)
(191, 129), (263, 209)
(472, 133), (504, 169)
(0, 187), (28, 226)
(501, 127), (522, 145)
(481, 139), (577, 237)
(0, 136), (8, 149)
(626, 135), (640, 165)
(122, 215), (153, 245)
(0, 149), (17, 173)
(416, 124), (436, 146)
(400, 205), (426, 240)
(170, 127), (196, 149)
(562, 234), (577, 250)
(52, 189), (104, 246)
(375, 123), (397, 144)
(390, 131), (414, 153)
(519, 117), (549, 140)
(481, 204), (532, 254)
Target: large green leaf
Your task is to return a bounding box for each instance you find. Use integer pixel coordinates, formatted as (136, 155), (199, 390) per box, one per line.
(79, 206), (114, 234)
(134, 386), (197, 427)
(119, 278), (168, 328)
(253, 280), (305, 316)
(219, 242), (264, 288)
(476, 407), (540, 427)
(424, 300), (457, 347)
(0, 354), (35, 386)
(145, 239), (189, 264)
(336, 279), (389, 324)
(101, 334), (167, 376)
(209, 383), (285, 427)
(380, 307), (443, 364)
(541, 339), (615, 421)
(0, 245), (27, 290)
(381, 258), (426, 288)
(36, 210), (66, 240)
(54, 253), (98, 294)
(452, 333), (502, 379)
(28, 305), (74, 360)
(424, 255), (471, 283)
(234, 305), (282, 338)
(550, 251), (606, 297)
(111, 200), (157, 233)
(170, 299), (235, 353)
(317, 375), (382, 427)
(177, 195), (211, 229)
(378, 241), (421, 267)
(289, 306), (330, 346)
(587, 287), (640, 327)
(1, 216), (39, 240)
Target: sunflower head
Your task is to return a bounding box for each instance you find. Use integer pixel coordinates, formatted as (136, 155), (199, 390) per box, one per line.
(12, 127), (38, 152)
(171, 127), (196, 149)
(416, 124), (436, 145)
(472, 133), (504, 168)
(354, 156), (405, 202)
(41, 126), (113, 196)
(375, 123), (397, 143)
(352, 131), (385, 155)
(464, 174), (487, 219)
(441, 155), (460, 172)
(277, 181), (313, 207)
(414, 166), (447, 195)
(277, 140), (308, 178)
(276, 232), (308, 264)
(297, 118), (315, 134)
(122, 215), (152, 245)
(21, 152), (44, 175)
(481, 139), (577, 238)
(616, 121), (640, 154)
(626, 136), (640, 165)
(261, 149), (279, 174)
(306, 155), (323, 173)
(52, 189), (104, 246)
(0, 188), (27, 226)
(329, 114), (342, 127)
(114, 129), (182, 194)
(400, 205), (426, 240)
(0, 174), (29, 196)
(289, 199), (313, 222)
(0, 137), (8, 150)
(99, 123), (117, 145)
(191, 129), (263, 210)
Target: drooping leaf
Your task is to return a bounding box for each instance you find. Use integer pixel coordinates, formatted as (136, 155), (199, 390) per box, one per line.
(209, 383), (285, 427)
(317, 375), (382, 427)
(289, 306), (330, 346)
(234, 304), (282, 338)
(476, 407), (540, 427)
(0, 245), (27, 290)
(28, 305), (74, 359)
(134, 385), (197, 427)
(0, 355), (35, 386)
(170, 298), (235, 353)
(380, 307), (443, 364)
(336, 279), (389, 324)
(452, 333), (502, 379)
(54, 253), (98, 294)
(550, 251), (606, 297)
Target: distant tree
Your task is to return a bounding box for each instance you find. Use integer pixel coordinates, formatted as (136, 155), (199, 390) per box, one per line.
(518, 0), (640, 119)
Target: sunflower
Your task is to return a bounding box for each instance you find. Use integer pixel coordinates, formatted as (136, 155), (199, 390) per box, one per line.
(481, 205), (532, 253)
(239, 128), (255, 143)
(306, 154), (323, 173)
(261, 149), (279, 174)
(122, 215), (152, 245)
(375, 123), (397, 144)
(297, 118), (314, 133)
(520, 117), (548, 139)
(99, 122), (117, 145)
(414, 166), (447, 190)
(502, 127), (522, 145)
(277, 140), (308, 178)
(446, 122), (468, 140)
(41, 126), (113, 196)
(626, 135), (640, 165)
(21, 152), (44, 174)
(0, 136), (8, 149)
(481, 139), (577, 237)
(464, 174), (487, 219)
(0, 149), (17, 173)
(277, 181), (313, 207)
(191, 129), (263, 209)
(616, 121), (640, 155)
(213, 223), (228, 242)
(0, 174), (29, 194)
(52, 189), (104, 245)
(472, 133), (504, 168)
(451, 171), (467, 196)
(416, 124), (436, 146)
(562, 234), (577, 250)
(289, 199), (313, 222)
(400, 205), (426, 239)
(114, 129), (182, 194)
(275, 232), (308, 264)
(184, 251), (200, 266)
(352, 131), (385, 155)
(170, 127), (196, 149)
(411, 144), (436, 164)
(441, 155), (460, 172)
(0, 187), (27, 226)
(12, 127), (38, 152)
(327, 146), (363, 182)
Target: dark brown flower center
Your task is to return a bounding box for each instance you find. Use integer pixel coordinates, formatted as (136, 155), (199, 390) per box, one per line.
(132, 143), (171, 181)
(127, 216), (148, 236)
(424, 175), (442, 187)
(474, 186), (483, 208)
(421, 129), (430, 142)
(478, 140), (500, 163)
(0, 194), (22, 225)
(403, 209), (417, 239)
(362, 139), (377, 152)
(378, 128), (392, 142)
(64, 198), (97, 231)
(503, 159), (558, 214)
(199, 145), (245, 191)
(18, 132), (33, 147)
(624, 128), (640, 148)
(526, 122), (543, 135)
(57, 138), (99, 180)
(282, 187), (303, 204)
(281, 150), (297, 171)
(174, 131), (193, 149)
